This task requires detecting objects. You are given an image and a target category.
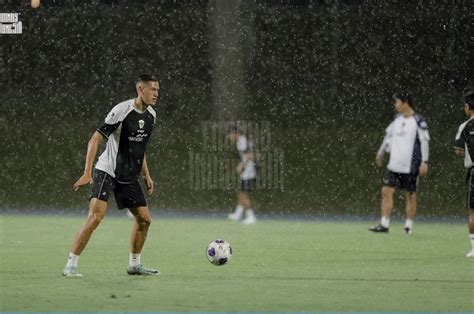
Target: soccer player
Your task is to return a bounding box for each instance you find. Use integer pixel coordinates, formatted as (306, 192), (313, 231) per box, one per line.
(227, 126), (257, 224)
(370, 93), (430, 234)
(62, 74), (160, 277)
(454, 91), (474, 258)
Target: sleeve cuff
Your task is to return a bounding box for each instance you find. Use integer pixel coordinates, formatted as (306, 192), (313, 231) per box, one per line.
(96, 128), (109, 139)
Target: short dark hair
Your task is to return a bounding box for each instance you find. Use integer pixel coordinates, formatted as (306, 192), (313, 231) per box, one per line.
(228, 125), (241, 134)
(393, 92), (413, 107)
(464, 91), (474, 109)
(136, 74), (158, 85)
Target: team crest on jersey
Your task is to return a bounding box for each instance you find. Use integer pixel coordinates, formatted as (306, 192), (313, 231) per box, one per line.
(139, 119), (145, 129)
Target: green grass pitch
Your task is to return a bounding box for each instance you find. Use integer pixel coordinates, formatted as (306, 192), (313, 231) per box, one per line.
(0, 214), (473, 312)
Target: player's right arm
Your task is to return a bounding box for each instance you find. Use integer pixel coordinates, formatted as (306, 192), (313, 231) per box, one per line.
(73, 103), (124, 191)
(454, 122), (467, 157)
(73, 131), (104, 191)
(375, 121), (393, 168)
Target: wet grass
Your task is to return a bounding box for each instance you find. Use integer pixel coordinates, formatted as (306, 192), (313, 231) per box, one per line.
(0, 214), (472, 312)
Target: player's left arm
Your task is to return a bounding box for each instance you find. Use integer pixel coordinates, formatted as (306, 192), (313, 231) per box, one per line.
(236, 161), (244, 174)
(454, 123), (466, 157)
(417, 119), (430, 176)
(141, 153), (154, 195)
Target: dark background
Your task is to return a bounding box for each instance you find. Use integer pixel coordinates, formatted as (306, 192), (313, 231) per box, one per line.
(1, 0), (473, 217)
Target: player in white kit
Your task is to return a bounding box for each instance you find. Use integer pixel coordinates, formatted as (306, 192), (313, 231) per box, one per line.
(227, 126), (257, 224)
(370, 93), (430, 234)
(454, 91), (474, 258)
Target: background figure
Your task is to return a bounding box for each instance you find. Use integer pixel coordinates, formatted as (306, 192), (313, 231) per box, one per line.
(63, 74), (160, 277)
(454, 91), (474, 258)
(370, 93), (430, 234)
(227, 127), (257, 224)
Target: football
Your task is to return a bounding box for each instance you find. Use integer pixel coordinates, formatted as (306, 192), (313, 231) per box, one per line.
(206, 239), (232, 266)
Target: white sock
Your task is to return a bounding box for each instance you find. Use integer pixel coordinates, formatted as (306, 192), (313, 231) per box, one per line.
(234, 204), (244, 216)
(470, 234), (474, 251)
(405, 219), (413, 229)
(129, 253), (141, 267)
(245, 209), (255, 218)
(66, 253), (80, 268)
(381, 216), (390, 228)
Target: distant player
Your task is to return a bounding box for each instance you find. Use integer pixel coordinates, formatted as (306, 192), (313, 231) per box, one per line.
(227, 126), (257, 224)
(454, 91), (474, 258)
(370, 93), (430, 234)
(62, 74), (160, 277)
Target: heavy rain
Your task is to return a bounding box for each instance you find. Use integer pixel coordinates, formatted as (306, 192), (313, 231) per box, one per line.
(1, 0), (473, 312)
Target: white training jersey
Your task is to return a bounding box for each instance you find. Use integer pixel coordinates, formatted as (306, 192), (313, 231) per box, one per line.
(236, 135), (257, 180)
(454, 117), (474, 168)
(95, 99), (156, 183)
(377, 113), (430, 174)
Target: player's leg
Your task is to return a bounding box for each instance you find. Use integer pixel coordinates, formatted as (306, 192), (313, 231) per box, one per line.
(117, 180), (159, 275)
(402, 174), (419, 234)
(404, 192), (416, 235)
(241, 192), (256, 224)
(370, 186), (395, 232)
(127, 206), (159, 275)
(241, 179), (257, 224)
(63, 170), (113, 277)
(467, 170), (474, 257)
(376, 185), (396, 230)
(228, 182), (245, 221)
(63, 198), (108, 277)
(468, 210), (474, 257)
(370, 172), (399, 233)
(382, 185), (397, 217)
(129, 206), (152, 255)
(71, 198), (108, 254)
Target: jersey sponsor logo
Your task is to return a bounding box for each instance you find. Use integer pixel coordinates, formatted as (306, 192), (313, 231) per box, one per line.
(139, 119), (145, 129)
(128, 133), (148, 142)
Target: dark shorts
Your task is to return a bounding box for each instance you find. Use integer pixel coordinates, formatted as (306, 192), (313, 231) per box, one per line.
(241, 178), (256, 193)
(383, 171), (419, 192)
(90, 169), (147, 210)
(466, 168), (474, 209)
